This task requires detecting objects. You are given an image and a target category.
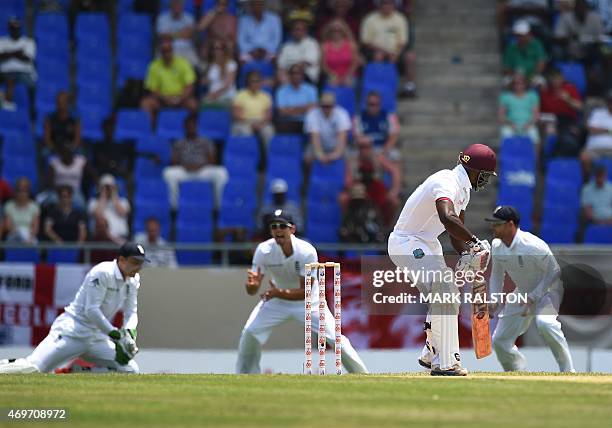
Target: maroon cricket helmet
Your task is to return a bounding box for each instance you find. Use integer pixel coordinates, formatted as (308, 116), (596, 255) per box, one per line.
(458, 144), (497, 191)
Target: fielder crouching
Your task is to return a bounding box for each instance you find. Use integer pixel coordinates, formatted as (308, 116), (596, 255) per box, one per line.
(486, 206), (575, 372)
(236, 210), (368, 374)
(0, 242), (146, 374)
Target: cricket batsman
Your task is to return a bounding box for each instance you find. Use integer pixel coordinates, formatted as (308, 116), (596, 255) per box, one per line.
(388, 143), (497, 376)
(236, 210), (368, 374)
(0, 242), (146, 374)
(485, 205), (575, 372)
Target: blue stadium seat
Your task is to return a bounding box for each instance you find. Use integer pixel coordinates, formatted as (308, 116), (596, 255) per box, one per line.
(361, 83), (397, 113)
(47, 249), (80, 264)
(238, 59), (275, 88)
(5, 249), (40, 263)
(132, 201), (171, 239)
(546, 158), (581, 185)
(305, 222), (339, 244)
(134, 178), (168, 202)
(311, 158), (345, 182)
(307, 176), (343, 204)
(136, 136), (172, 165)
(157, 109), (189, 140)
(175, 224), (213, 266)
(267, 134), (303, 160)
(223, 153), (258, 180)
(118, 13), (153, 37)
(306, 200), (341, 226)
(115, 109), (152, 141)
(134, 157), (163, 179)
(324, 85), (357, 117)
(500, 136), (536, 166)
(263, 159), (303, 202)
(35, 81), (69, 114)
(1, 130), (35, 158)
(218, 179), (257, 230)
(178, 181), (215, 211)
(160, 0), (197, 14)
(583, 225), (612, 244)
(2, 156), (38, 191)
(36, 36), (69, 62)
(34, 12), (68, 39)
(117, 37), (152, 63)
(557, 61), (586, 97)
(198, 109), (231, 141)
(117, 58), (150, 87)
(77, 81), (112, 113)
(0, 109), (30, 136)
(75, 13), (110, 41)
(36, 56), (70, 83)
(539, 222), (577, 244)
(117, 0), (135, 13)
(79, 105), (108, 141)
(363, 62), (399, 91)
(77, 60), (113, 89)
(76, 42), (112, 65)
(224, 135), (259, 162)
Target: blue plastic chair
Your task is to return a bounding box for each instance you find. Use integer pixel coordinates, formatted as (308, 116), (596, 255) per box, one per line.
(5, 249), (40, 263)
(2, 157), (38, 191)
(118, 13), (152, 37)
(178, 181), (215, 210)
(546, 158), (582, 185)
(557, 61), (586, 97)
(79, 105), (109, 141)
(176, 224), (214, 266)
(134, 157), (163, 179)
(311, 158), (345, 182)
(305, 222), (339, 244)
(47, 249), (80, 264)
(157, 109), (189, 140)
(1, 131), (35, 158)
(363, 62), (399, 91)
(583, 225), (612, 244)
(0, 109), (30, 136)
(238, 59), (275, 88)
(136, 136), (172, 165)
(267, 134), (303, 160)
(36, 35), (70, 61)
(34, 12), (69, 39)
(198, 109), (231, 141)
(223, 154), (258, 180)
(75, 13), (110, 41)
(115, 109), (152, 141)
(324, 85), (357, 117)
(117, 58), (150, 87)
(224, 135), (259, 162)
(539, 222), (577, 244)
(361, 83), (397, 113)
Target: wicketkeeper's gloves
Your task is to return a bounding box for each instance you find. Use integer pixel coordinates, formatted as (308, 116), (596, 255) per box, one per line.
(109, 328), (139, 365)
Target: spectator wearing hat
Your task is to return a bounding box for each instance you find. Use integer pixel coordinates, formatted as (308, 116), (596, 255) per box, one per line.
(580, 90), (612, 178)
(44, 185), (87, 245)
(275, 64), (318, 134)
(257, 179), (304, 236)
(237, 0), (282, 63)
(0, 17), (35, 111)
(581, 164), (612, 227)
(231, 70), (275, 147)
(503, 20), (547, 84)
(88, 174), (130, 244)
(156, 0), (198, 66)
(277, 18), (321, 84)
(134, 217), (177, 268)
(360, 0), (417, 97)
(304, 92), (351, 165)
(339, 183), (385, 243)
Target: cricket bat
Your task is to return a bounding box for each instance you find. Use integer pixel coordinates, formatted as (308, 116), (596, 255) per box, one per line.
(471, 280), (492, 359)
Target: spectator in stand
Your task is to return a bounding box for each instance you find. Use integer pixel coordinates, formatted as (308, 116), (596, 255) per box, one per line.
(581, 164), (612, 227)
(257, 179), (304, 235)
(134, 217), (177, 268)
(277, 18), (321, 84)
(44, 91), (81, 153)
(200, 39), (237, 107)
(503, 20), (548, 85)
(497, 0), (550, 46)
(141, 37), (197, 122)
(88, 174), (130, 244)
(3, 177), (39, 243)
(91, 117), (133, 181)
(320, 18), (360, 86)
(232, 70), (274, 148)
(156, 0), (198, 66)
(304, 92), (351, 165)
(0, 178), (12, 205)
(43, 145), (91, 209)
(197, 0), (237, 58)
(275, 64), (318, 133)
(163, 113), (228, 209)
(580, 90), (612, 178)
(341, 137), (400, 227)
(317, 0), (360, 40)
(360, 0), (417, 97)
(589, 0), (612, 34)
(539, 68), (583, 156)
(88, 216), (117, 263)
(353, 90), (401, 164)
(554, 0), (604, 63)
(237, 0), (282, 63)
(339, 183), (384, 243)
(44, 185), (87, 244)
(498, 73), (541, 145)
(0, 17), (35, 111)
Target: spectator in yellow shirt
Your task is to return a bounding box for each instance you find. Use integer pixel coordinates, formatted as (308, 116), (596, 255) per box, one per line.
(140, 37), (198, 121)
(231, 70), (275, 148)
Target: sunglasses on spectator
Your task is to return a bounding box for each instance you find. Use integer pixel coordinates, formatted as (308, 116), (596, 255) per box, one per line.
(270, 223), (291, 230)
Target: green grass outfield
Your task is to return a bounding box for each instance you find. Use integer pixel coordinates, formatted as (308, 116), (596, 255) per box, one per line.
(1, 373), (612, 427)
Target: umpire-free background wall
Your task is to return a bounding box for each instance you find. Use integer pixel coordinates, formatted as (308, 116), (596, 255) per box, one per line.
(138, 267), (302, 349)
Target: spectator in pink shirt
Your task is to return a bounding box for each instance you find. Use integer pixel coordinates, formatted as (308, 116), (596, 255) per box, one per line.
(320, 19), (360, 86)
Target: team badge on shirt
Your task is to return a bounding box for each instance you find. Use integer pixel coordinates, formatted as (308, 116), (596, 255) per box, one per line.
(413, 248), (425, 259)
(295, 261), (300, 274)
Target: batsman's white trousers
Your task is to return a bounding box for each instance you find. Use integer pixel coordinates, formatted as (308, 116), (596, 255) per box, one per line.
(492, 293), (575, 372)
(22, 328), (139, 373)
(388, 231), (461, 370)
(236, 298), (368, 374)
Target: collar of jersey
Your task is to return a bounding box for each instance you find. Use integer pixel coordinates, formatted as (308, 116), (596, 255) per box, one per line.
(453, 164), (472, 192)
(113, 260), (125, 281)
(508, 228), (523, 250)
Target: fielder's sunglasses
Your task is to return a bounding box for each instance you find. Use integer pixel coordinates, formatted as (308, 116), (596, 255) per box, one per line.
(270, 223), (290, 230)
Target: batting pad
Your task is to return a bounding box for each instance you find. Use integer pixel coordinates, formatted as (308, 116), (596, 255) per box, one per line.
(430, 281), (461, 370)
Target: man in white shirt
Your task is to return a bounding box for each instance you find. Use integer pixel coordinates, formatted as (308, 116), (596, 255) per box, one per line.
(580, 90), (612, 177)
(277, 19), (321, 84)
(236, 210), (368, 374)
(486, 205), (575, 372)
(388, 144), (497, 375)
(581, 164), (612, 225)
(0, 17), (36, 110)
(134, 217), (178, 268)
(156, 0), (198, 65)
(304, 92), (351, 164)
(0, 243), (146, 374)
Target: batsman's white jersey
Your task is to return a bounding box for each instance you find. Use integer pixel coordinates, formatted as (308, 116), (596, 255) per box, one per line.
(236, 235), (368, 374)
(0, 260), (140, 374)
(388, 164), (472, 370)
(490, 229), (575, 372)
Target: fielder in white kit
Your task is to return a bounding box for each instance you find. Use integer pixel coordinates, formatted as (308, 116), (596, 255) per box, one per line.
(236, 210), (368, 374)
(0, 242), (146, 374)
(388, 144), (497, 376)
(485, 205), (575, 372)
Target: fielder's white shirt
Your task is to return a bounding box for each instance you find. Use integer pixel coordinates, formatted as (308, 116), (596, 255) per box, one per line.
(252, 235), (319, 302)
(0, 36), (36, 75)
(393, 164), (471, 241)
(54, 260), (139, 338)
(490, 229), (561, 301)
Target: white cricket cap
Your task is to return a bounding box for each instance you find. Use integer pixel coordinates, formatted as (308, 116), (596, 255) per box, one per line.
(513, 20), (530, 35)
(270, 178), (288, 194)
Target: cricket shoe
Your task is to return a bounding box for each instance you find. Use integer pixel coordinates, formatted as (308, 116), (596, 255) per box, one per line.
(430, 364), (468, 376)
(418, 358), (432, 369)
(55, 362), (92, 374)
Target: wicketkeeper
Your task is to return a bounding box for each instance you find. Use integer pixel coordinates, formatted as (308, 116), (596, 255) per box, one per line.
(0, 242), (146, 374)
(486, 206), (575, 372)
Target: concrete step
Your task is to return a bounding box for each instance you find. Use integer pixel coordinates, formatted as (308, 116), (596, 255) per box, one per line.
(413, 74), (500, 88)
(398, 136), (501, 150)
(419, 52), (500, 65)
(416, 14), (496, 28)
(400, 111), (499, 125)
(398, 99), (497, 115)
(416, 62), (501, 76)
(415, 28), (498, 41)
(400, 123), (498, 139)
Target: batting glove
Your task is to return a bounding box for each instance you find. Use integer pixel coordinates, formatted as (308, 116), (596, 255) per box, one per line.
(456, 239), (491, 273)
(109, 328), (139, 365)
